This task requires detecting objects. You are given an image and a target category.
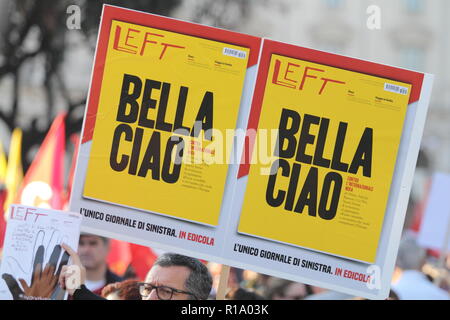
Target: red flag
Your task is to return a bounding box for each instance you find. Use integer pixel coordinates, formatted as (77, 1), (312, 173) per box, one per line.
(106, 241), (158, 279)
(64, 134), (80, 209)
(129, 244), (158, 280)
(17, 113), (66, 209)
(107, 239), (132, 276)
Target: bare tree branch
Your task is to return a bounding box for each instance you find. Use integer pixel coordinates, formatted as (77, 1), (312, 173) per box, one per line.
(0, 0), (182, 171)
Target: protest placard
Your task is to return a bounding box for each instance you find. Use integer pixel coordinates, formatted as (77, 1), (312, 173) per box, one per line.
(238, 51), (412, 264)
(70, 5), (433, 299)
(69, 5), (262, 260)
(0, 205), (81, 300)
(225, 39), (433, 299)
(418, 173), (450, 251)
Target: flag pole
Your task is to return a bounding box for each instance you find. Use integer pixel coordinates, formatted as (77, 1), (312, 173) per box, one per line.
(216, 265), (231, 300)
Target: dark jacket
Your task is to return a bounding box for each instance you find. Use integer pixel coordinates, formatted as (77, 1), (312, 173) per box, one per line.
(73, 285), (106, 300)
(71, 268), (123, 300)
(91, 268), (123, 296)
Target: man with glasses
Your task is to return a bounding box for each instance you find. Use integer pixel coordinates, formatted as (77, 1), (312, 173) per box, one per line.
(139, 253), (211, 300)
(59, 244), (213, 300)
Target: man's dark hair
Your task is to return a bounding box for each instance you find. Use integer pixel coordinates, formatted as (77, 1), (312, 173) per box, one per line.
(226, 287), (265, 300)
(79, 233), (109, 245)
(154, 253), (212, 300)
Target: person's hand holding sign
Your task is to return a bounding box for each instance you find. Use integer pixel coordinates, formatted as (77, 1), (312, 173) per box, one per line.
(58, 243), (86, 295)
(2, 244), (70, 300)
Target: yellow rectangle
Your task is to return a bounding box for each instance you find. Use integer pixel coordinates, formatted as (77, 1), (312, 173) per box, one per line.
(238, 54), (411, 262)
(83, 20), (250, 226)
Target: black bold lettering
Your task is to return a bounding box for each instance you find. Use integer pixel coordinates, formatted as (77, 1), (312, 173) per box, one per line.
(349, 128), (373, 178)
(128, 127), (143, 175)
(313, 117), (331, 168)
(274, 108), (300, 159)
(296, 114), (320, 164)
(117, 74), (141, 123)
(162, 137), (185, 184)
(318, 172), (342, 220)
(155, 82), (173, 132)
(174, 86), (191, 134)
(138, 79), (161, 129)
(138, 131), (161, 180)
(110, 124), (132, 171)
(191, 91), (213, 141)
(294, 166), (318, 216)
(331, 122), (349, 172)
(285, 162), (301, 211)
(266, 159), (290, 207)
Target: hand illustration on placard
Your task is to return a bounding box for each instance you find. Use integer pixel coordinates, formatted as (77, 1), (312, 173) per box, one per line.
(2, 244), (70, 300)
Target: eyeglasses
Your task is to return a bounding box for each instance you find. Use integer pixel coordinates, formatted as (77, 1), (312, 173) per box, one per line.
(138, 282), (198, 300)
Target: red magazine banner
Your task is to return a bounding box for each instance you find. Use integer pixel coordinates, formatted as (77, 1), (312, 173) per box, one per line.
(82, 5), (261, 144)
(238, 39), (424, 178)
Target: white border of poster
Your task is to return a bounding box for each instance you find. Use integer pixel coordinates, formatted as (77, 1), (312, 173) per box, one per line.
(220, 39), (434, 300)
(69, 5), (434, 300)
(69, 5), (263, 266)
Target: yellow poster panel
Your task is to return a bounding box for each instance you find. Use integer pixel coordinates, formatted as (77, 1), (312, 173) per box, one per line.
(238, 54), (412, 263)
(84, 20), (250, 226)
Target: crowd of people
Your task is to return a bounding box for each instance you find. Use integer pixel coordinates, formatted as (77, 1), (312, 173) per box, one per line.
(1, 229), (447, 300)
(49, 232), (449, 300)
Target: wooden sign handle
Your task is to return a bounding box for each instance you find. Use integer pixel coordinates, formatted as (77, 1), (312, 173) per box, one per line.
(434, 215), (450, 286)
(216, 265), (231, 300)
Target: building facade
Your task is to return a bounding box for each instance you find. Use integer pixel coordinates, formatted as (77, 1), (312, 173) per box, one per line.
(175, 0), (450, 173)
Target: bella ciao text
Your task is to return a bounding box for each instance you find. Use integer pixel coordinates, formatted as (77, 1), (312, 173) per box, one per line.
(108, 74), (213, 184)
(266, 107), (373, 221)
(262, 45), (375, 222)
